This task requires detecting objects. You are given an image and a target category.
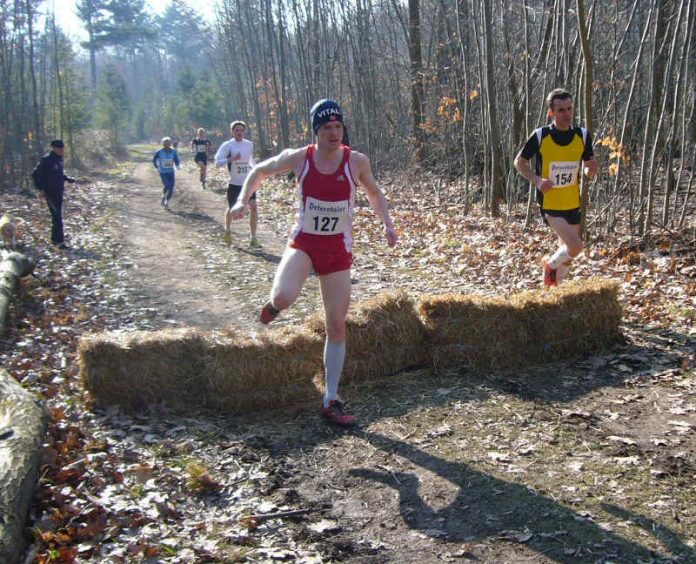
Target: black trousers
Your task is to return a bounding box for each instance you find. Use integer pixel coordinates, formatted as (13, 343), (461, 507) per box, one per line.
(45, 192), (64, 244)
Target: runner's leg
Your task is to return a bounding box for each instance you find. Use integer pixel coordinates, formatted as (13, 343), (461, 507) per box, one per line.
(249, 200), (259, 242)
(318, 269), (351, 406)
(546, 216), (582, 283)
(269, 247), (313, 311)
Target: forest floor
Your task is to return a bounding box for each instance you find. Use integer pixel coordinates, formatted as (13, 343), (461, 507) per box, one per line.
(1, 144), (695, 563)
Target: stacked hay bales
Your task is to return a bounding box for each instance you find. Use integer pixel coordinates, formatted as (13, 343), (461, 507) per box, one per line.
(79, 326), (323, 412)
(80, 280), (623, 413)
(304, 290), (429, 389)
(418, 279), (622, 371)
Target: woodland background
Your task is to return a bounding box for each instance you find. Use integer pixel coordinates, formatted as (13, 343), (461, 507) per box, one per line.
(1, 0), (694, 235)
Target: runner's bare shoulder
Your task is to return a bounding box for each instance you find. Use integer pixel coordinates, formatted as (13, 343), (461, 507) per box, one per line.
(348, 150), (371, 175)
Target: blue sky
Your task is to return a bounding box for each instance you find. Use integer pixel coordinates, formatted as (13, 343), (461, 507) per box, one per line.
(51, 0), (217, 41)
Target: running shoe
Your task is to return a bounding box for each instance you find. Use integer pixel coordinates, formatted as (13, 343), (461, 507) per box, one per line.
(249, 237), (261, 248)
(160, 194), (166, 206)
(164, 198), (170, 210)
(542, 258), (557, 287)
(259, 301), (280, 324)
(202, 180), (206, 189)
(320, 400), (356, 427)
(223, 232), (233, 246)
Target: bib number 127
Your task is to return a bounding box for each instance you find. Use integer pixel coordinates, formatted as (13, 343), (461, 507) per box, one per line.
(312, 216), (339, 232)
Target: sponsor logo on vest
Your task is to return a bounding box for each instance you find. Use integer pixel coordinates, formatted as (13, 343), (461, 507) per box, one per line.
(554, 162), (579, 173)
(307, 200), (347, 214)
(337, 175), (345, 182)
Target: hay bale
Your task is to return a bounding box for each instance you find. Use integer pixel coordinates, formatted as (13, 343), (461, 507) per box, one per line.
(418, 279), (622, 371)
(518, 279), (623, 362)
(204, 326), (324, 412)
(418, 294), (529, 371)
(79, 328), (210, 409)
(80, 280), (622, 414)
(305, 290), (429, 388)
(79, 326), (324, 413)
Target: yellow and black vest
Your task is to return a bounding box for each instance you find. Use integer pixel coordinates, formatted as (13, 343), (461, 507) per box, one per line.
(534, 126), (588, 211)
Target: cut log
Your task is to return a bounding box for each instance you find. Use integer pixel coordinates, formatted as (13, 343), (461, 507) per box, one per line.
(0, 369), (47, 564)
(0, 252), (35, 334)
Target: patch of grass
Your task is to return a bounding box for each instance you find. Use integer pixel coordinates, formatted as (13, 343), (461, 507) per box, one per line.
(185, 460), (221, 491)
(668, 305), (696, 321)
(129, 483), (145, 499)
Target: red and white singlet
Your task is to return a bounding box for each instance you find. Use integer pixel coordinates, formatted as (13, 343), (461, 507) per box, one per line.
(289, 144), (356, 275)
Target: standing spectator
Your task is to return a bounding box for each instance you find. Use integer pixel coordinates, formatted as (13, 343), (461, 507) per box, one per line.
(31, 139), (76, 250)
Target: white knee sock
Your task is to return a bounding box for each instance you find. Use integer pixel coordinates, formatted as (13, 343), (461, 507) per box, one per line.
(323, 340), (346, 407)
(547, 246), (571, 269)
(556, 261), (571, 283)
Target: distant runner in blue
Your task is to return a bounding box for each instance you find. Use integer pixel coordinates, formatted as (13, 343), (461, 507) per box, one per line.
(153, 137), (181, 210)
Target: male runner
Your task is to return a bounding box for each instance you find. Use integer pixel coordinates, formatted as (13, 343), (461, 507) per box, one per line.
(514, 88), (598, 286)
(215, 121), (258, 246)
(190, 128), (212, 189)
(153, 137), (181, 209)
(230, 99), (397, 427)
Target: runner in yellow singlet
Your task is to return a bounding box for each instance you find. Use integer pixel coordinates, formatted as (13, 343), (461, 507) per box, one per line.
(514, 88), (598, 286)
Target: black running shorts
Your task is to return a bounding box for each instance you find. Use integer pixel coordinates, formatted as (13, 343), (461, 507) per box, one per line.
(227, 184), (256, 208)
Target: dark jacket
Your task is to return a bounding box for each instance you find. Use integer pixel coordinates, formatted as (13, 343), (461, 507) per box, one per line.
(32, 151), (74, 196)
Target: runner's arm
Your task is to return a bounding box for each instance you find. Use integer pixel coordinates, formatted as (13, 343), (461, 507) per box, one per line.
(514, 153), (552, 193)
(583, 157), (598, 178)
(582, 133), (598, 178)
(230, 149), (302, 218)
(214, 141), (230, 168)
(353, 153), (397, 247)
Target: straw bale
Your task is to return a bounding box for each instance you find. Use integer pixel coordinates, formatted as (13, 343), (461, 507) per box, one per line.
(79, 328), (211, 409)
(418, 279), (622, 371)
(80, 280), (622, 414)
(80, 326), (324, 413)
(203, 325), (324, 412)
(517, 279), (623, 362)
(304, 290), (429, 387)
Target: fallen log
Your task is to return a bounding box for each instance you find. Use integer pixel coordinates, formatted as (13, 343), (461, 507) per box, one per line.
(0, 369), (47, 564)
(0, 252), (35, 334)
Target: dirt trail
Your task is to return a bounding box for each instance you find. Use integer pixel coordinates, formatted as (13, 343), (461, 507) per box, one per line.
(108, 152), (299, 331)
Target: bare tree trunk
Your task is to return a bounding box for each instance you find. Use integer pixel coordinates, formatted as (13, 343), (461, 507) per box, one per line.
(455, 0), (471, 212)
(638, 0), (668, 237)
(522, 0), (535, 227)
(276, 0), (291, 149)
(482, 0), (504, 216)
(409, 0), (425, 160)
(663, 0), (692, 226)
(25, 0), (41, 159)
(575, 0), (594, 237)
